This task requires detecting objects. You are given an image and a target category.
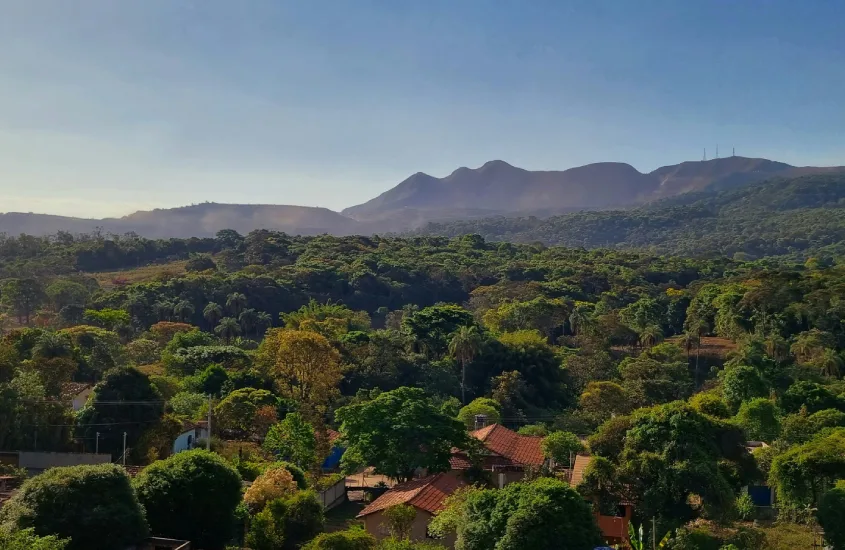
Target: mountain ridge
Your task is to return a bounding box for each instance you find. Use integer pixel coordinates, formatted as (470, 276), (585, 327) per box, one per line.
(2, 156), (843, 238)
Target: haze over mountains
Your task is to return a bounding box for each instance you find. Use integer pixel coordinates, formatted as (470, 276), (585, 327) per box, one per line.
(2, 156), (843, 238)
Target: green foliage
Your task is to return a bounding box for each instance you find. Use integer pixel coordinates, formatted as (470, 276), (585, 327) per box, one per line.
(336, 386), (469, 482)
(457, 398), (502, 428)
(818, 480), (845, 550)
(770, 428), (845, 506)
(719, 365), (768, 412)
(517, 424), (549, 436)
(735, 493), (755, 521)
(83, 308), (130, 330)
(383, 504), (417, 540)
(453, 477), (602, 550)
(263, 412), (318, 470)
(0, 528), (69, 550)
(133, 449), (243, 550)
(619, 355), (692, 407)
(402, 304), (475, 358)
(170, 391), (207, 419)
(0, 464), (147, 550)
(735, 398), (781, 442)
(302, 528), (376, 550)
(541, 431), (583, 466)
(690, 391), (732, 419)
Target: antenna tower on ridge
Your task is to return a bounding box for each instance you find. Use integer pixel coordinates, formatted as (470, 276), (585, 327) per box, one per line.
(703, 148), (707, 161)
(716, 144), (719, 159)
(732, 147), (735, 157)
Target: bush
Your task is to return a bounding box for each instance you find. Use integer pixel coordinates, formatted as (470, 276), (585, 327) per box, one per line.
(383, 504), (417, 540)
(818, 481), (845, 550)
(0, 528), (69, 550)
(244, 463), (298, 513)
(134, 450), (242, 550)
(303, 528), (376, 550)
(0, 464), (147, 550)
(247, 492), (326, 550)
(735, 493), (755, 521)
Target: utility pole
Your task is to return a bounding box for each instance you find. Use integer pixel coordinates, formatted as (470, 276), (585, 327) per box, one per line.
(652, 517), (657, 550)
(207, 394), (212, 451)
(95, 432), (100, 454)
(34, 430), (37, 451)
(122, 432), (127, 465)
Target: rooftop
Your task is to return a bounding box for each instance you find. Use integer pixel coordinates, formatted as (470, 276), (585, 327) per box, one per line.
(356, 472), (465, 518)
(470, 424), (545, 466)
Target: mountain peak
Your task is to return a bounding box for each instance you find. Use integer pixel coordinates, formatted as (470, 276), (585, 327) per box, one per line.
(480, 160), (514, 170)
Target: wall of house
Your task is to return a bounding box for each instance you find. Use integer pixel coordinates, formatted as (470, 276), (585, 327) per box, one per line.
(172, 431), (195, 454)
(363, 509), (454, 547)
(71, 388), (93, 412)
(595, 504), (632, 545)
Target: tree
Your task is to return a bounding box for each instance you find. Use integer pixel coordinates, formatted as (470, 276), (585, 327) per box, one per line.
(45, 280), (89, 312)
(226, 292), (248, 316)
(249, 491), (326, 550)
(441, 478), (602, 550)
(25, 356), (76, 396)
(173, 300), (195, 323)
(769, 428), (845, 506)
(0, 464), (147, 550)
(256, 311), (274, 336)
(125, 338), (161, 365)
(457, 398), (501, 429)
(83, 308), (131, 330)
(263, 412), (318, 470)
(383, 504), (417, 540)
(542, 431), (583, 469)
(239, 308), (260, 337)
(816, 349), (844, 378)
(780, 381), (844, 414)
(1, 278), (45, 325)
(638, 325), (664, 349)
(587, 415), (633, 459)
(134, 450), (242, 550)
(186, 254), (217, 272)
(0, 528), (69, 550)
(204, 302), (224, 326)
(259, 329), (343, 415)
(75, 367), (163, 457)
(215, 387), (277, 439)
(243, 464), (299, 513)
(735, 398), (781, 442)
(619, 355), (692, 407)
(818, 481), (845, 550)
(336, 387), (469, 482)
(719, 365), (768, 412)
(448, 325), (485, 404)
(402, 305), (475, 358)
(579, 381), (631, 425)
(215, 317), (241, 344)
(303, 529), (376, 550)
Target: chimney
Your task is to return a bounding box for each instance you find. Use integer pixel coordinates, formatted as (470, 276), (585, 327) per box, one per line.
(474, 415), (488, 430)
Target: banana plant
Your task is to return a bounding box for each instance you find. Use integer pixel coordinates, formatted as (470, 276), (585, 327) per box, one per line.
(627, 523), (671, 550)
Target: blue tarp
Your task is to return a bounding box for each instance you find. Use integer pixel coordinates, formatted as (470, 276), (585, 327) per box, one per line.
(322, 445), (344, 470)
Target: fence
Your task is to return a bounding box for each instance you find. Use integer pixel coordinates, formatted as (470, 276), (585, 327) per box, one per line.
(318, 477), (347, 510)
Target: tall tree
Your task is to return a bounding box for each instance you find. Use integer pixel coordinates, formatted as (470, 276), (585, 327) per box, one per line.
(203, 302), (223, 327)
(226, 292), (248, 316)
(448, 325), (485, 404)
(215, 317), (241, 344)
(239, 308), (260, 337)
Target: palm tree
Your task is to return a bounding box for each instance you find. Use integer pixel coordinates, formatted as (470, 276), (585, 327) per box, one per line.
(32, 332), (73, 360)
(239, 308), (259, 338)
(174, 300), (195, 323)
(215, 317), (241, 344)
(226, 293), (248, 316)
(687, 319), (709, 386)
(448, 325), (485, 404)
(255, 311), (273, 337)
(203, 302), (223, 327)
(569, 306), (590, 336)
(638, 325), (664, 349)
(817, 349), (844, 378)
(764, 336), (790, 364)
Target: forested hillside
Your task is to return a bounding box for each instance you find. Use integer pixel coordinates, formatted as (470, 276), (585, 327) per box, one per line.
(412, 174), (845, 260)
(2, 230), (845, 549)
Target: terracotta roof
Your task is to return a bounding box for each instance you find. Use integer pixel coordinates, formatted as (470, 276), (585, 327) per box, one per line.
(569, 454), (593, 487)
(60, 382), (92, 400)
(449, 452), (473, 470)
(470, 424), (545, 466)
(123, 465), (144, 478)
(326, 429), (341, 444)
(356, 472), (465, 518)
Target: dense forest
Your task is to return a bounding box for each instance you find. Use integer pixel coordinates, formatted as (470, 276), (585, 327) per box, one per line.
(1, 229), (845, 549)
(411, 174), (845, 260)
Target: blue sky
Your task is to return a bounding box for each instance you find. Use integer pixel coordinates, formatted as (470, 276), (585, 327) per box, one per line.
(1, 0), (843, 218)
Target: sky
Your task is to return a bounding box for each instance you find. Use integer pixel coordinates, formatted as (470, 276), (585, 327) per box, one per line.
(1, 0), (844, 218)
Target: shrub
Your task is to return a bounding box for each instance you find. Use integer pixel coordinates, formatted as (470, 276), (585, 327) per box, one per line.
(134, 450), (242, 550)
(0, 464), (147, 550)
(247, 492), (326, 550)
(244, 463), (298, 513)
(735, 493), (755, 521)
(0, 528), (69, 550)
(303, 528), (376, 550)
(818, 481), (845, 550)
(383, 504), (417, 540)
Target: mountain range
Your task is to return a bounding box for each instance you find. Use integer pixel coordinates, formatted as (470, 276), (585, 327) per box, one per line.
(1, 156), (843, 238)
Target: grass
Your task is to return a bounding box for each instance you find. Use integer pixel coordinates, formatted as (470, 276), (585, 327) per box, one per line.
(757, 522), (820, 550)
(89, 260), (189, 290)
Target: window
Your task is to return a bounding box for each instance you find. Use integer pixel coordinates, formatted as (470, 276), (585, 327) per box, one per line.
(187, 435), (193, 448)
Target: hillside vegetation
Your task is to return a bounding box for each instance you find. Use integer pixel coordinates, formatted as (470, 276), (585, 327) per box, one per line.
(412, 174), (845, 260)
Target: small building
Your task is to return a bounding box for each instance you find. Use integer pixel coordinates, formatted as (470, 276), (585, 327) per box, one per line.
(357, 472), (465, 547)
(61, 382), (94, 412)
(570, 454), (632, 548)
(745, 441), (775, 507)
(450, 422), (545, 487)
(172, 421), (209, 455)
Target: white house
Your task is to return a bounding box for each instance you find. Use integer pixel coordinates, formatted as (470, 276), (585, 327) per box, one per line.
(61, 383), (94, 412)
(172, 421), (209, 454)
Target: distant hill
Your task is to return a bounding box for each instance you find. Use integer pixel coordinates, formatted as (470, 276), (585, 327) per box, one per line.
(409, 173), (845, 260)
(344, 156), (844, 222)
(2, 156), (843, 239)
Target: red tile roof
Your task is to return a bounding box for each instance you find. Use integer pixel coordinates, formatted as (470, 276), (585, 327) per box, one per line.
(470, 424), (545, 466)
(326, 429), (341, 444)
(356, 472), (465, 518)
(60, 382), (92, 400)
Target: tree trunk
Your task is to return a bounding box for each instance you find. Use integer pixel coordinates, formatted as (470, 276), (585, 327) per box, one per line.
(461, 360), (466, 405)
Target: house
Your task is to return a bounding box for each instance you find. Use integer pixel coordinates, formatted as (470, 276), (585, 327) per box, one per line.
(570, 455), (632, 548)
(745, 441), (775, 507)
(61, 382), (94, 412)
(172, 421), (209, 455)
(450, 421), (545, 487)
(357, 471), (465, 547)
